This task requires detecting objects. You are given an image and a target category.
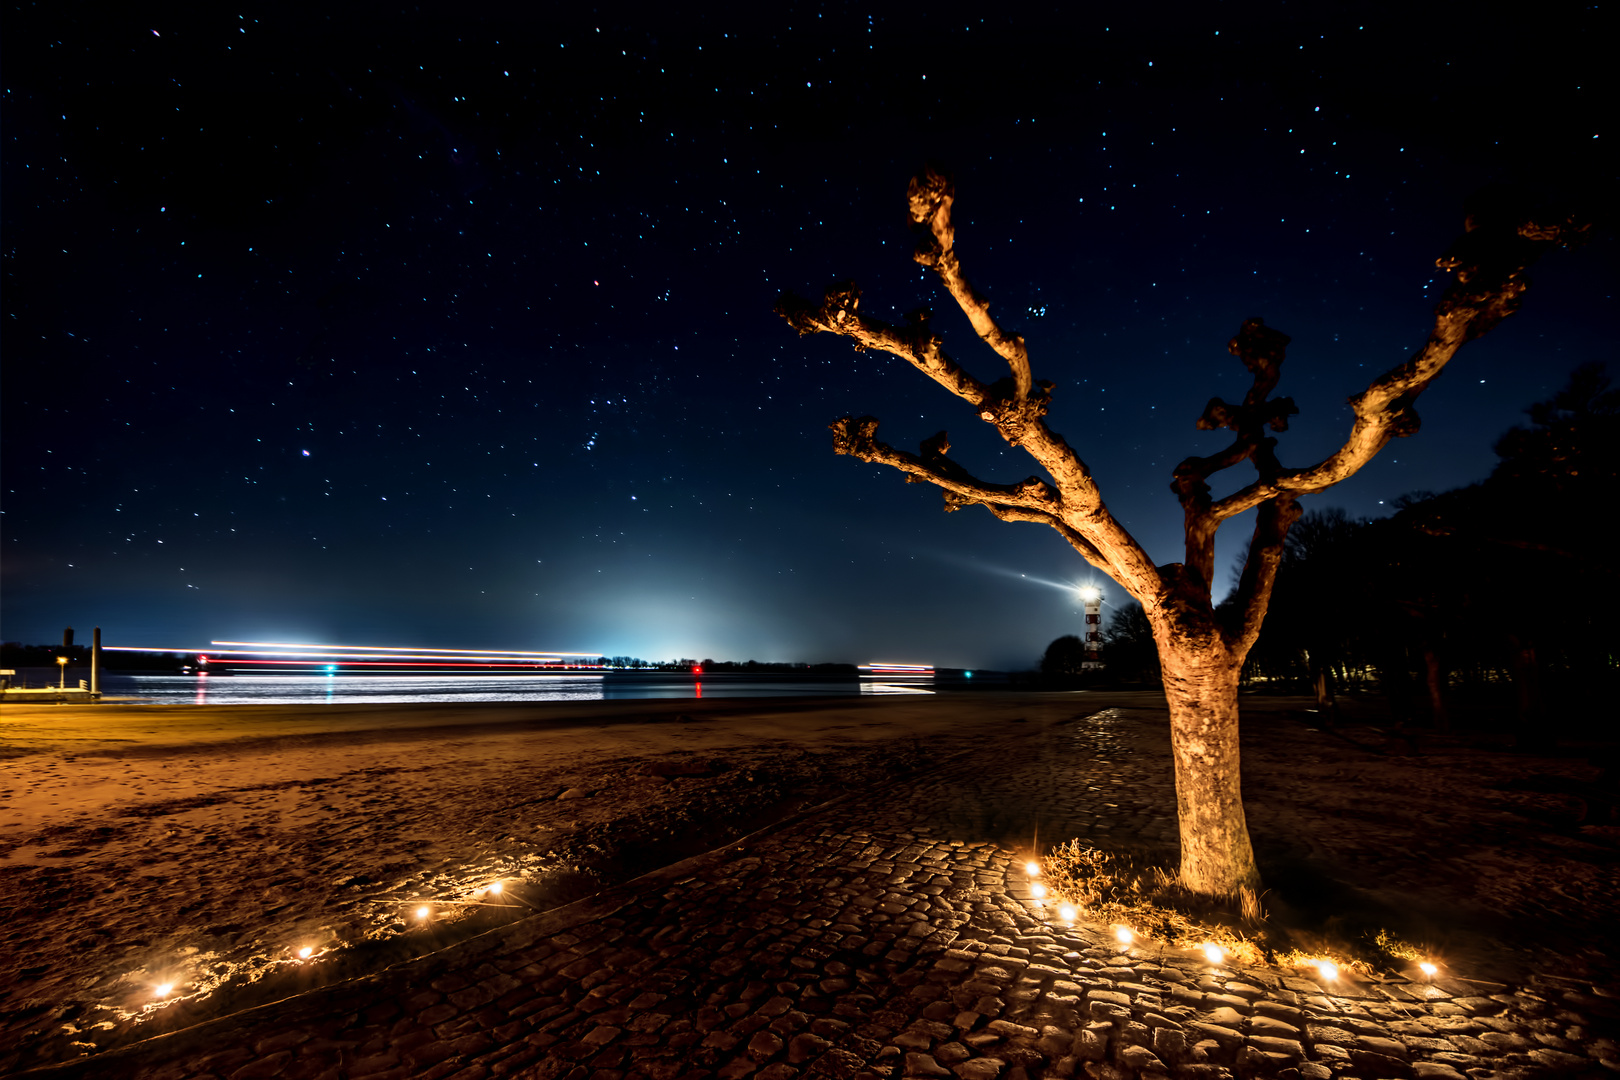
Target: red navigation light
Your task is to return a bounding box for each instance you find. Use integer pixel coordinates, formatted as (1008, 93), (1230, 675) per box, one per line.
(692, 664), (702, 675)
(198, 655), (209, 665)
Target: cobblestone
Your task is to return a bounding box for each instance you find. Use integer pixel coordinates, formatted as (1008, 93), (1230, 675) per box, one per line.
(29, 709), (1616, 1079)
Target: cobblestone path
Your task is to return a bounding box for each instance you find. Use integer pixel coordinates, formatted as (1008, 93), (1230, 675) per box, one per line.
(28, 710), (1618, 1080)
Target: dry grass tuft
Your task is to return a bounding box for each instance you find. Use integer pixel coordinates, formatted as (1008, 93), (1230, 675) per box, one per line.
(1040, 841), (1267, 963)
(1038, 841), (1437, 977)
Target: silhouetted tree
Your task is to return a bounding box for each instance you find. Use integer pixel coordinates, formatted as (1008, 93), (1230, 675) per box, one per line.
(1234, 509), (1376, 710)
(778, 166), (1586, 895)
(1103, 602), (1161, 686)
(1040, 634), (1087, 678)
(1387, 363), (1619, 744)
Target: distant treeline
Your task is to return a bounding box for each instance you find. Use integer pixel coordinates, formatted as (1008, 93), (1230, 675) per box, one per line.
(0, 643), (192, 671)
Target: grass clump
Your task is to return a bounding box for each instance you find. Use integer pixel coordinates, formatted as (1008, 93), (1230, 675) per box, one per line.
(1039, 841), (1266, 965)
(1038, 841), (1438, 978)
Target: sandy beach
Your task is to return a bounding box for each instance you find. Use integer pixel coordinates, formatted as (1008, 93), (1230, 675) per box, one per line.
(2, 692), (1616, 1073)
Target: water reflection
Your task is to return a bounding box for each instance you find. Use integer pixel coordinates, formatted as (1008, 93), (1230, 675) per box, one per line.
(104, 672), (935, 704)
(115, 673), (609, 705)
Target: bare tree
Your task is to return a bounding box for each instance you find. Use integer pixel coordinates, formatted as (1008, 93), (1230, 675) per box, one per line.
(776, 167), (1586, 896)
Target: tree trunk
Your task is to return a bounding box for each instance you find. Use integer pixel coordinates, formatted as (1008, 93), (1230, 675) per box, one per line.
(1157, 636), (1261, 896)
(1507, 634), (1551, 752)
(1421, 645), (1449, 731)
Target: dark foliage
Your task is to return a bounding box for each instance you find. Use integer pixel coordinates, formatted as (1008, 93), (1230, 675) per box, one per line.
(1040, 634), (1087, 678)
(1234, 365), (1619, 740)
(1103, 603), (1162, 687)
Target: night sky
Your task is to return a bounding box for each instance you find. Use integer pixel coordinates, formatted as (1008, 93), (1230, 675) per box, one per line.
(2, 3), (1609, 670)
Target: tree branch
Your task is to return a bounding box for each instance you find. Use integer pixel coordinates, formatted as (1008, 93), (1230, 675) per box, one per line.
(1209, 213), (1589, 521)
(775, 283), (988, 407)
(1220, 497), (1302, 656)
(907, 165), (1033, 402)
(1169, 318), (1299, 594)
(830, 416), (1061, 512)
(777, 172), (1203, 604)
(981, 504), (1114, 574)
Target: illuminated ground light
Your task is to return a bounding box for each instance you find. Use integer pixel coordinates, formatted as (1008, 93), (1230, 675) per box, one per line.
(1030, 883), (1047, 899)
(1203, 943), (1225, 964)
(1024, 861), (1041, 877)
(1115, 926), (1135, 945)
(1058, 904), (1078, 923)
(1315, 960), (1339, 981)
(1420, 961), (1438, 977)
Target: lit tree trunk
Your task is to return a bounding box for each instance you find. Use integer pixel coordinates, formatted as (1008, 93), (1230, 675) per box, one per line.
(1155, 623), (1258, 894)
(777, 165), (1584, 898)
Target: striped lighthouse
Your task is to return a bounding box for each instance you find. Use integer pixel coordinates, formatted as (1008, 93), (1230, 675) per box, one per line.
(1078, 586), (1103, 669)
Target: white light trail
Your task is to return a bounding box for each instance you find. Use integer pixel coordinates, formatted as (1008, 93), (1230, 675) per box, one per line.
(213, 640), (602, 656)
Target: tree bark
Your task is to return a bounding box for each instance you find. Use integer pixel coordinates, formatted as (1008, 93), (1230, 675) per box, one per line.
(1155, 628), (1260, 895)
(1421, 645), (1450, 732)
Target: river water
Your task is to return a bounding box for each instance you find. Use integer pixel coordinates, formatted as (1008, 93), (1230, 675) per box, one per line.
(92, 672), (935, 704)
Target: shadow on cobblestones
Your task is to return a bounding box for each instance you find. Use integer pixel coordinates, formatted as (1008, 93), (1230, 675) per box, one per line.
(10, 695), (1620, 1079)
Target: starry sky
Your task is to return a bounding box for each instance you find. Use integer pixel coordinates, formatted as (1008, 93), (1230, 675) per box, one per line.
(2, 3), (1610, 670)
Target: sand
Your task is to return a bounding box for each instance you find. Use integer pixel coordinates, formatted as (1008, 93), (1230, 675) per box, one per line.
(2, 692), (1616, 1072)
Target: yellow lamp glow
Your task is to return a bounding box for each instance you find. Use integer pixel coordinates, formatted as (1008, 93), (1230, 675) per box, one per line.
(1420, 962), (1437, 977)
(1315, 960), (1338, 981)
(1203, 943), (1225, 964)
(154, 983), (173, 998)
(1115, 926), (1134, 945)
(1031, 883), (1047, 899)
(298, 946), (313, 959)
(415, 905), (430, 920)
(1024, 862), (1041, 877)
(490, 881), (504, 894)
(1058, 904), (1078, 922)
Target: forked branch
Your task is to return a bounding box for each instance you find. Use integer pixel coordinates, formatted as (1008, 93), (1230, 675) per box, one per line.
(775, 171), (1163, 597)
(775, 283), (989, 407)
(1212, 212), (1590, 523)
(1215, 204), (1588, 647)
(906, 166), (1034, 401)
(777, 167), (1585, 651)
(829, 416), (1060, 513)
